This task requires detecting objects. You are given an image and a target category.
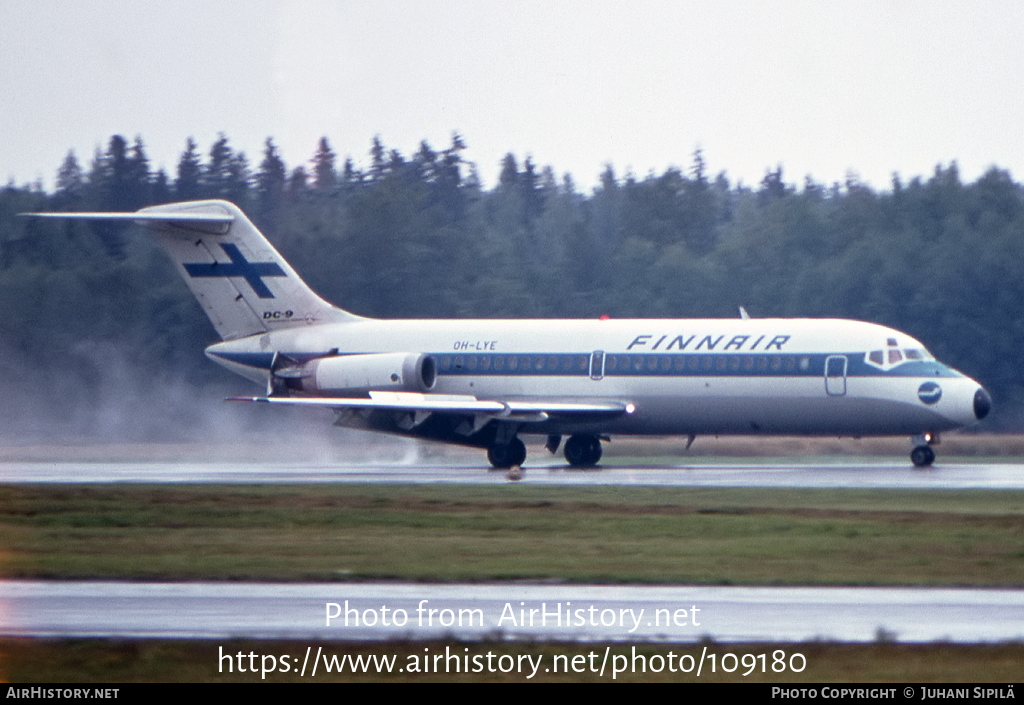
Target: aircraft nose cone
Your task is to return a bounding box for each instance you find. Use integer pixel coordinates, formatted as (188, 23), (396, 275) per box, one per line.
(974, 387), (992, 420)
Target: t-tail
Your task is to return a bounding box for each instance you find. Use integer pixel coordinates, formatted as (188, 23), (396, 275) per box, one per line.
(22, 199), (361, 340)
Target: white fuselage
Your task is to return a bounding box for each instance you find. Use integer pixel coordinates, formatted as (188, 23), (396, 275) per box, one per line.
(207, 316), (985, 440)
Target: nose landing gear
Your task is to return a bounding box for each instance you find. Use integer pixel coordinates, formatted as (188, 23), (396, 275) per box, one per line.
(910, 433), (937, 467)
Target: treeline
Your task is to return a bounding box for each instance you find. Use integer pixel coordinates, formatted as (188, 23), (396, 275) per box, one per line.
(1, 133), (1022, 437)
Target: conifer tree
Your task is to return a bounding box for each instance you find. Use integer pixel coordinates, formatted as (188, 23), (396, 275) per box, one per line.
(255, 138), (287, 228)
(311, 137), (336, 192)
(175, 137), (202, 201)
(54, 151), (84, 207)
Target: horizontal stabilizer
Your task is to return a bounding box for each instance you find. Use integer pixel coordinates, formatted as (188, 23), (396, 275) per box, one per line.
(19, 210), (235, 235)
(20, 211), (233, 222)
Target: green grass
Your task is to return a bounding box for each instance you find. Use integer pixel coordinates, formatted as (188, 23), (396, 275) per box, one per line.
(2, 484), (1024, 585)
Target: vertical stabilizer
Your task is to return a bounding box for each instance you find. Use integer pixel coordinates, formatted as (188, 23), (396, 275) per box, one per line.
(26, 200), (362, 340)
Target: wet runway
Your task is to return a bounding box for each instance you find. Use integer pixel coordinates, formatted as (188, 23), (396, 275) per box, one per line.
(2, 459), (1024, 488)
(3, 581), (1023, 642)
(3, 458), (1022, 644)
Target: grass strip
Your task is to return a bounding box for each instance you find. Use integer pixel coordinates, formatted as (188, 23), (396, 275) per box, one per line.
(1, 484), (1023, 586)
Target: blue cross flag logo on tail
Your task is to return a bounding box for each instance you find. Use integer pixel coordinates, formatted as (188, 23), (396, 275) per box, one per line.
(184, 243), (287, 299)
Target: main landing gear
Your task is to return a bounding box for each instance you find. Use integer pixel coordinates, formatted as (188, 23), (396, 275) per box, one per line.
(487, 433), (605, 478)
(564, 434), (603, 468)
(910, 434), (937, 467)
(487, 437), (527, 470)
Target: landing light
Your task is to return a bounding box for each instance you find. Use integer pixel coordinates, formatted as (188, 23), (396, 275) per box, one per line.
(625, 403), (636, 414)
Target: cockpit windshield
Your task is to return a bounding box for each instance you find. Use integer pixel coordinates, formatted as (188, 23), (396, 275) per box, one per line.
(867, 346), (933, 369)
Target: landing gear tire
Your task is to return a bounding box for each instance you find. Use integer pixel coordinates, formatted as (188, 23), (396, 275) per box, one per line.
(911, 445), (935, 467)
(564, 434), (602, 468)
(488, 437), (527, 470)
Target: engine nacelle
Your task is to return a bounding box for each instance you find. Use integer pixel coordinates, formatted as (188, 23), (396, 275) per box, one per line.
(296, 352), (436, 396)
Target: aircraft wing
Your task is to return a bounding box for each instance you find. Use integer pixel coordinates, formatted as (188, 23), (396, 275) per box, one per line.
(229, 391), (630, 422)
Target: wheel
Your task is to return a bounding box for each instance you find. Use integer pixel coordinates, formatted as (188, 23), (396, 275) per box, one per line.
(910, 445), (935, 467)
(487, 437), (527, 469)
(564, 434), (602, 467)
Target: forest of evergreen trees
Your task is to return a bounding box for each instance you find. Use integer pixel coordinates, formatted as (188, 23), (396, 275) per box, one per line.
(1, 132), (1022, 439)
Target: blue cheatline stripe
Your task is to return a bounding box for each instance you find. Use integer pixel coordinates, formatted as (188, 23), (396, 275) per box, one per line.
(183, 243), (286, 299)
(207, 350), (961, 378)
(434, 352), (957, 378)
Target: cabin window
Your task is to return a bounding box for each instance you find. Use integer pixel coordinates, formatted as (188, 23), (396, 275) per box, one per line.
(674, 356), (686, 371)
(577, 355), (589, 371)
(467, 356), (478, 370)
(494, 356), (505, 371)
(888, 349), (903, 364)
(904, 349), (923, 360)
(689, 356), (699, 370)
(508, 357), (519, 371)
(771, 357), (782, 371)
(799, 356), (810, 371)
(439, 356), (452, 371)
(660, 356), (671, 371)
(785, 357), (796, 372)
(869, 350), (884, 366)
(481, 356), (491, 370)
(757, 357), (768, 371)
(454, 356), (464, 369)
(730, 357), (740, 371)
(744, 356), (754, 371)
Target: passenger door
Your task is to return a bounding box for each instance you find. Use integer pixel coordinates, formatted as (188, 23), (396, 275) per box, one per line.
(825, 355), (847, 396)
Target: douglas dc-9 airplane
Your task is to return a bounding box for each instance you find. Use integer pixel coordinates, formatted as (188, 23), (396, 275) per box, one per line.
(25, 200), (991, 474)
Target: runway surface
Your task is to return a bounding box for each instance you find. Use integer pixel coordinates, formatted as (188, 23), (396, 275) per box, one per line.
(3, 581), (1023, 643)
(2, 459), (1024, 488)
(3, 458), (1022, 644)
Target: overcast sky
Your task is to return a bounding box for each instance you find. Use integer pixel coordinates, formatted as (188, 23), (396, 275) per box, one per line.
(2, 0), (1023, 192)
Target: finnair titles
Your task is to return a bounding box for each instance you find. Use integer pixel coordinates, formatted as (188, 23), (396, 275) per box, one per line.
(24, 200), (992, 476)
(625, 333), (791, 351)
